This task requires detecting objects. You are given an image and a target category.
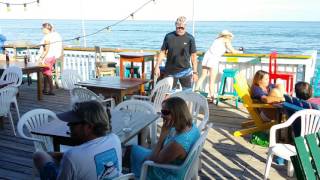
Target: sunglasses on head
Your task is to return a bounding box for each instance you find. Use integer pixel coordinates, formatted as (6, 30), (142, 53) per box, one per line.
(161, 109), (171, 116)
(176, 27), (185, 30)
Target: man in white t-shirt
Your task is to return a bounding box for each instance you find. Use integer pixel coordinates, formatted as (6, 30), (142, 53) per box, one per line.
(33, 100), (122, 180)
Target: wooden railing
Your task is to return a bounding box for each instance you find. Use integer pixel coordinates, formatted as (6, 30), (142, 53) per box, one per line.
(4, 45), (317, 94)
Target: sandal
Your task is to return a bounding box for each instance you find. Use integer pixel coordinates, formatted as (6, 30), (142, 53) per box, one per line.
(207, 96), (214, 103)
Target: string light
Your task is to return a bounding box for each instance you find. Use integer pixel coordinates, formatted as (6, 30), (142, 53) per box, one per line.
(6, 3), (11, 12)
(106, 27), (112, 33)
(0, 0), (40, 10)
(24, 3), (27, 11)
(27, 0), (156, 49)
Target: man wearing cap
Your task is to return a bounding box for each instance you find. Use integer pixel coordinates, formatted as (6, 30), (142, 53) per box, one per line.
(154, 16), (198, 90)
(33, 100), (122, 180)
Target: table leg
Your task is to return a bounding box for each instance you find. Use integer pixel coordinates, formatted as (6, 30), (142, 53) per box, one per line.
(53, 138), (60, 152)
(0, 117), (4, 129)
(140, 60), (145, 93)
(151, 58), (154, 89)
(120, 58), (124, 78)
(130, 62), (134, 78)
(37, 71), (43, 100)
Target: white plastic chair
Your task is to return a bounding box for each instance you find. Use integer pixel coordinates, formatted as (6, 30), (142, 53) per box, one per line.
(1, 66), (23, 119)
(115, 99), (157, 146)
(61, 69), (82, 90)
(140, 123), (213, 180)
(17, 109), (59, 179)
(71, 87), (115, 109)
(263, 109), (320, 180)
(170, 91), (209, 131)
(0, 86), (18, 136)
(131, 77), (174, 112)
(17, 109), (59, 152)
(113, 173), (135, 180)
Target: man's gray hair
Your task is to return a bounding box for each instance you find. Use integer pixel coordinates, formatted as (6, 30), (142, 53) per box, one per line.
(175, 16), (187, 26)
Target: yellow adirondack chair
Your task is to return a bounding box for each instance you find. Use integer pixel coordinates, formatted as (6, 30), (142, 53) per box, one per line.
(233, 72), (277, 137)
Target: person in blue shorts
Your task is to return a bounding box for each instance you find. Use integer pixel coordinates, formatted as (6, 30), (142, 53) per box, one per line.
(154, 16), (198, 90)
(126, 97), (200, 179)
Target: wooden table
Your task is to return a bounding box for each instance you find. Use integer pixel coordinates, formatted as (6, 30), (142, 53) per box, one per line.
(76, 76), (149, 103)
(119, 52), (156, 91)
(31, 110), (159, 151)
(0, 61), (44, 100)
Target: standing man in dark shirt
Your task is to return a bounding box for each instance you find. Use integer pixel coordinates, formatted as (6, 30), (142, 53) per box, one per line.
(154, 16), (198, 90)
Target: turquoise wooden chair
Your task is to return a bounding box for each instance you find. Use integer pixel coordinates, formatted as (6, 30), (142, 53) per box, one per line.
(312, 69), (320, 97)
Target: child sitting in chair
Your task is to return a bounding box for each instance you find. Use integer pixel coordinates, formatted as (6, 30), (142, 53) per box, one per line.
(251, 70), (285, 121)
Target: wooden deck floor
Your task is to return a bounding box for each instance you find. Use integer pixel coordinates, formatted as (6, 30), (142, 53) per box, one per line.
(0, 83), (295, 180)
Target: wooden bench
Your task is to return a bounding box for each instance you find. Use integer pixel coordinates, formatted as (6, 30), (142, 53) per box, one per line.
(290, 132), (320, 179)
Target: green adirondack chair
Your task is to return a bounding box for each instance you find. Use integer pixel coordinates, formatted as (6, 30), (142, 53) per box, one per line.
(291, 132), (320, 180)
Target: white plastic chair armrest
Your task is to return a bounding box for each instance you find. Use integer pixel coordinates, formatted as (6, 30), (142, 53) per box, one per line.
(143, 160), (180, 170)
(131, 95), (151, 101)
(269, 113), (300, 146)
(113, 173), (135, 180)
(20, 135), (45, 143)
(101, 97), (115, 108)
(140, 160), (180, 180)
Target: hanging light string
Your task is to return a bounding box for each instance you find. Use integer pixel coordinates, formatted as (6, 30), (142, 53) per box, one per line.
(1, 0), (40, 12)
(31, 0), (156, 48)
(0, 0), (39, 5)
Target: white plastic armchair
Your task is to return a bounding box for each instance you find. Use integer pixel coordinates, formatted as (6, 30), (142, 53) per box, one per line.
(140, 123), (212, 180)
(131, 77), (174, 112)
(61, 69), (82, 90)
(115, 99), (157, 146)
(113, 173), (135, 180)
(17, 109), (59, 152)
(170, 91), (209, 131)
(0, 86), (19, 136)
(263, 109), (320, 180)
(1, 66), (23, 119)
(71, 87), (115, 109)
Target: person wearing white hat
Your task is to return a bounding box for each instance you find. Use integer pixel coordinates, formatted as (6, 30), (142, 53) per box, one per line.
(195, 30), (242, 103)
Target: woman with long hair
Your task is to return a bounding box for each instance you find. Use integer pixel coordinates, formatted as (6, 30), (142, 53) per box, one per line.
(195, 30), (242, 103)
(126, 97), (200, 179)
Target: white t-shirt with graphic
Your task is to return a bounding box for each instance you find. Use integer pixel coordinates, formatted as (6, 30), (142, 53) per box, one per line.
(57, 133), (122, 180)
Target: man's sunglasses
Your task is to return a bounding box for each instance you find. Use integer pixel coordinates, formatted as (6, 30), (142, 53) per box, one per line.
(161, 109), (171, 116)
(176, 27), (185, 30)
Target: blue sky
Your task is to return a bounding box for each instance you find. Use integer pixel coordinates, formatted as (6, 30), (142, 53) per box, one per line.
(0, 0), (319, 21)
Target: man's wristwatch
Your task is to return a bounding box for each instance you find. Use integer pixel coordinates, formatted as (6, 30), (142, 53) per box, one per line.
(193, 71), (198, 75)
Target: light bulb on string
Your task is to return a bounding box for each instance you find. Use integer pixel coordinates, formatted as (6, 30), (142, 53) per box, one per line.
(6, 3), (11, 12)
(130, 13), (134, 20)
(74, 37), (80, 45)
(24, 4), (27, 11)
(152, 0), (156, 4)
(37, 0), (40, 7)
(106, 27), (112, 33)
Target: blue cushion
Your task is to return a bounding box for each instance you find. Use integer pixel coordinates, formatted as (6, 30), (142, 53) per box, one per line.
(300, 100), (312, 109)
(284, 94), (293, 103)
(292, 97), (302, 107)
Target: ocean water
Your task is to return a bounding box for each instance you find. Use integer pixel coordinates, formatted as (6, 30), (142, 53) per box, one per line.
(0, 19), (319, 57)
